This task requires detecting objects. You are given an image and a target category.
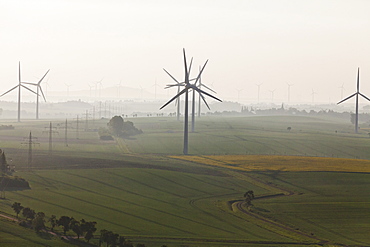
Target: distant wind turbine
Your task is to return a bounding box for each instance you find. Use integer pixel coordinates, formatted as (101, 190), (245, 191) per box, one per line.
(22, 68), (50, 119)
(337, 68), (370, 133)
(311, 89), (317, 103)
(339, 83), (345, 99)
(0, 62), (38, 122)
(160, 49), (221, 154)
(65, 83), (72, 97)
(236, 88), (243, 102)
(287, 83), (294, 103)
(88, 83), (94, 97)
(269, 89), (276, 102)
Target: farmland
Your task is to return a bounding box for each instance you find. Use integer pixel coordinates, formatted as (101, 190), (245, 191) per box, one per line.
(0, 115), (370, 246)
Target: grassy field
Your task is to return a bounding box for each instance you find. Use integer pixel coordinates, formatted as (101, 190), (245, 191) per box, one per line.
(0, 115), (369, 246)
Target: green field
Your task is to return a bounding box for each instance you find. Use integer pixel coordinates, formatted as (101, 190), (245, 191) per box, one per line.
(0, 115), (369, 246)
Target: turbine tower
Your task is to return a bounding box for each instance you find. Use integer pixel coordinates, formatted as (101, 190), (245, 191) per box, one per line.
(0, 62), (38, 122)
(22, 69), (50, 119)
(160, 49), (221, 154)
(256, 83), (262, 103)
(337, 68), (370, 133)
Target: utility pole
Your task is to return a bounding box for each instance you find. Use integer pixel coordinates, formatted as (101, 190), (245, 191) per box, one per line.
(65, 119), (68, 147)
(21, 131), (39, 171)
(76, 115), (80, 139)
(43, 122), (58, 155)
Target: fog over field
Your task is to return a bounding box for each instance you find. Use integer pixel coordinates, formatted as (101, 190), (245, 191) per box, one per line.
(1, 0), (370, 107)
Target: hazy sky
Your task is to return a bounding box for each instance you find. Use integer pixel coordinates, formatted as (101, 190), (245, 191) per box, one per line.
(1, 0), (370, 104)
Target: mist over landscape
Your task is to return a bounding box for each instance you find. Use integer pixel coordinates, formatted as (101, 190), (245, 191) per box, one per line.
(1, 1), (370, 247)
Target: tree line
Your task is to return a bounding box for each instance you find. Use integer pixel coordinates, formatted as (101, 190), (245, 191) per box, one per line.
(11, 202), (153, 247)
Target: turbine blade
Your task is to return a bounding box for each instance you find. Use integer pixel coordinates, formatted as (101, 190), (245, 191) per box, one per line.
(193, 60), (209, 86)
(337, 93), (357, 104)
(165, 82), (185, 87)
(359, 92), (370, 102)
(39, 87), (47, 102)
(19, 61), (21, 83)
(183, 48), (189, 84)
(198, 91), (211, 110)
(357, 67), (360, 92)
(0, 85), (18, 97)
(160, 87), (188, 110)
(193, 86), (222, 102)
(38, 69), (50, 84)
(21, 84), (38, 95)
(163, 68), (180, 84)
(21, 82), (38, 86)
(188, 57), (193, 75)
(202, 83), (217, 94)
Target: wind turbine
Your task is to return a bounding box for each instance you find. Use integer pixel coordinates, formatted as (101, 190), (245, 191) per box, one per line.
(65, 83), (72, 97)
(153, 79), (160, 100)
(236, 88), (243, 102)
(88, 83), (94, 97)
(287, 83), (294, 103)
(196, 67), (216, 118)
(163, 62), (197, 121)
(339, 83), (345, 99)
(160, 49), (222, 154)
(22, 68), (50, 120)
(337, 68), (370, 133)
(256, 83), (262, 103)
(0, 62), (38, 122)
(116, 80), (122, 98)
(190, 66), (216, 132)
(311, 89), (317, 103)
(269, 89), (276, 102)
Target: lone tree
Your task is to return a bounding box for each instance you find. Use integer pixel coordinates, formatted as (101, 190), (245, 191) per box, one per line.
(108, 116), (124, 136)
(107, 115), (142, 137)
(11, 202), (24, 218)
(244, 190), (255, 208)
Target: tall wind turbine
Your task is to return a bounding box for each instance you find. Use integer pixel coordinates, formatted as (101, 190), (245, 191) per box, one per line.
(22, 69), (50, 119)
(160, 49), (221, 154)
(256, 83), (262, 103)
(287, 83), (294, 103)
(337, 68), (370, 133)
(0, 62), (38, 122)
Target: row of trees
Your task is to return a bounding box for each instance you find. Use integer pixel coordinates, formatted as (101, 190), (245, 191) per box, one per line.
(12, 202), (97, 242)
(11, 202), (149, 247)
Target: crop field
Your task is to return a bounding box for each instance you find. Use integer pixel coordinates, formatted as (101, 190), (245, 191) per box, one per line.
(0, 115), (370, 246)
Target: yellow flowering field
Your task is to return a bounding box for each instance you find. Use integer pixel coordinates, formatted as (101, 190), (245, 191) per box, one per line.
(170, 155), (370, 173)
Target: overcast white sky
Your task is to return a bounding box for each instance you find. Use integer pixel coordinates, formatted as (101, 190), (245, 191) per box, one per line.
(1, 0), (370, 104)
